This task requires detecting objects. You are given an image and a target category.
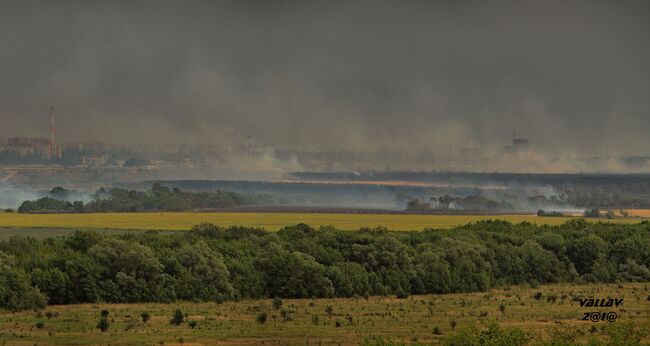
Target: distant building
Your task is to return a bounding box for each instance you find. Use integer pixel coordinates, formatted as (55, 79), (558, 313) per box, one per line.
(81, 156), (108, 166)
(6, 137), (50, 158)
(8, 137), (49, 147)
(513, 138), (529, 162)
(500, 145), (513, 158)
(512, 138), (529, 157)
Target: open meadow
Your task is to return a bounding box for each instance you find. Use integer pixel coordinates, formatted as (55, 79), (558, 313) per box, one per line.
(0, 215), (648, 345)
(0, 283), (647, 345)
(0, 212), (643, 232)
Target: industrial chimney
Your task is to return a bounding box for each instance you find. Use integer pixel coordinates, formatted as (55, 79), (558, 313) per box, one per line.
(49, 106), (55, 160)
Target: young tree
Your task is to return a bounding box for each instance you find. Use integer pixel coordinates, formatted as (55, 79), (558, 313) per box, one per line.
(170, 309), (184, 325)
(96, 310), (110, 332)
(140, 311), (150, 324)
(272, 297), (283, 310)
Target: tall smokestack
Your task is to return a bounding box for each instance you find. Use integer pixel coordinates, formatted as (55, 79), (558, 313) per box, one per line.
(49, 105), (55, 160)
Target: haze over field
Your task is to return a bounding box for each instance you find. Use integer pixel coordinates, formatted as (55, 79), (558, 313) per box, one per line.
(1, 4), (650, 344)
(1, 0), (649, 166)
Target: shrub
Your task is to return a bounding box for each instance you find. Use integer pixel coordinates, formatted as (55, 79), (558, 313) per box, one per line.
(140, 311), (150, 324)
(280, 309), (292, 322)
(272, 297), (283, 310)
(256, 312), (268, 324)
(444, 323), (533, 346)
(545, 326), (576, 345)
(96, 317), (110, 332)
(171, 309), (184, 325)
(604, 321), (643, 346)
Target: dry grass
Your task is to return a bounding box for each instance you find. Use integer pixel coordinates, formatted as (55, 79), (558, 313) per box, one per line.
(627, 209), (650, 217)
(0, 212), (643, 232)
(0, 283), (647, 345)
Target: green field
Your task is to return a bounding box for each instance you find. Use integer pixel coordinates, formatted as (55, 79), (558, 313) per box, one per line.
(0, 283), (647, 345)
(0, 212), (641, 232)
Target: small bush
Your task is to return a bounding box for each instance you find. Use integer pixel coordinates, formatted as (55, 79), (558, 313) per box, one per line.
(35, 321), (45, 329)
(188, 320), (197, 329)
(272, 297), (283, 310)
(170, 309), (184, 325)
(280, 309), (292, 322)
(443, 323), (533, 346)
(141, 311), (150, 324)
(604, 321), (643, 345)
(96, 317), (110, 332)
(256, 312), (268, 324)
(545, 326), (576, 345)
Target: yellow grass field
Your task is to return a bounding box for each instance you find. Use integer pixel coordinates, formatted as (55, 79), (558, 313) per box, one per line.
(0, 212), (643, 231)
(0, 283), (647, 345)
(628, 209), (650, 217)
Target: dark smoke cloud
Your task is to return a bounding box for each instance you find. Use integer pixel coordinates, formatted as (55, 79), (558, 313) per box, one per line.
(1, 0), (649, 156)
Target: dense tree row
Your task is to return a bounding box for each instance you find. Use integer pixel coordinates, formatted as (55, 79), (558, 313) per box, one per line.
(406, 194), (511, 212)
(17, 197), (85, 213)
(1, 220), (649, 311)
(18, 184), (275, 213)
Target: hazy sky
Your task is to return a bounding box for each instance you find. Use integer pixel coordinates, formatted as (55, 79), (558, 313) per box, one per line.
(1, 0), (648, 156)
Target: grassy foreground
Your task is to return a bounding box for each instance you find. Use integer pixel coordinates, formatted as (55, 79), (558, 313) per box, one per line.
(0, 283), (647, 345)
(0, 212), (641, 231)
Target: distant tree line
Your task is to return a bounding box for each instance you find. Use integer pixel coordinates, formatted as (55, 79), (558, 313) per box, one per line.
(536, 209), (565, 217)
(583, 208), (631, 219)
(406, 194), (511, 212)
(17, 184), (275, 213)
(563, 188), (650, 209)
(1, 220), (649, 311)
